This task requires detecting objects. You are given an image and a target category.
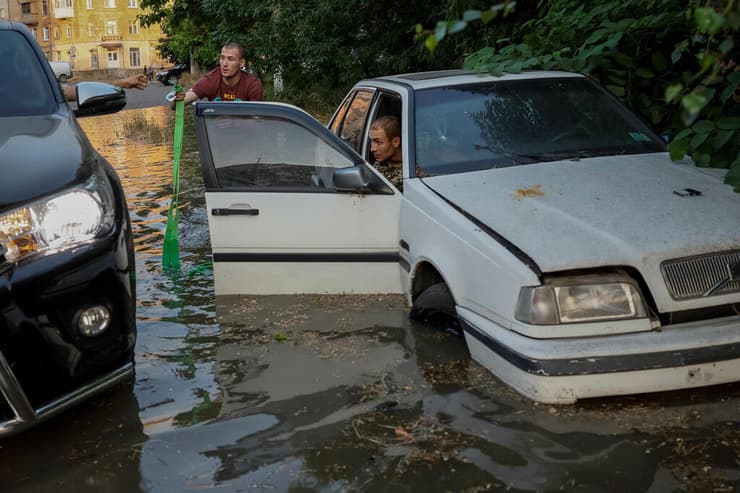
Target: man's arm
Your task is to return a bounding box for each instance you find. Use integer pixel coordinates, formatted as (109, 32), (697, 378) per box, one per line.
(64, 73), (148, 102)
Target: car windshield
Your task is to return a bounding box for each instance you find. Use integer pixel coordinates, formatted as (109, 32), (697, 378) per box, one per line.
(414, 76), (664, 176)
(0, 31), (55, 117)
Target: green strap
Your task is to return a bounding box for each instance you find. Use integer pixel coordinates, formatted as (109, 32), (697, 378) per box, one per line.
(162, 85), (184, 271)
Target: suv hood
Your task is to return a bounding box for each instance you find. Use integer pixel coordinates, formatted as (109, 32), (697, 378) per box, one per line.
(0, 113), (93, 211)
(423, 153), (740, 311)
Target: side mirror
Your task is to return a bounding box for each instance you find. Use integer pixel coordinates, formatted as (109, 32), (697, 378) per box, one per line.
(333, 166), (369, 192)
(74, 82), (127, 117)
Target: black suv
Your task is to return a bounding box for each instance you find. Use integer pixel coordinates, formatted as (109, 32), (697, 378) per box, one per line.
(0, 21), (136, 436)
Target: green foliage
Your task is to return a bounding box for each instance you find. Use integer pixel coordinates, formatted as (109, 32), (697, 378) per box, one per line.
(429, 0), (740, 189)
(139, 0), (499, 107)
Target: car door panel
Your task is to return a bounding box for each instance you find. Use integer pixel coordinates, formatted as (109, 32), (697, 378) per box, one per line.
(195, 101), (403, 295)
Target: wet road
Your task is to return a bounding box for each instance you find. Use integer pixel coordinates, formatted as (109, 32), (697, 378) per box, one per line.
(0, 103), (739, 492)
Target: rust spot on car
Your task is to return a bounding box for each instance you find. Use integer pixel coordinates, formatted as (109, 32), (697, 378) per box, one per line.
(512, 184), (544, 200)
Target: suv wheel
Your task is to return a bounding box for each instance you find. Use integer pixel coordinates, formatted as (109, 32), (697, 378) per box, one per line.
(58, 74), (68, 83)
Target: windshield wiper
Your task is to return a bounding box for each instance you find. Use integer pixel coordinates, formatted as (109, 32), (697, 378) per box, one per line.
(473, 145), (541, 167)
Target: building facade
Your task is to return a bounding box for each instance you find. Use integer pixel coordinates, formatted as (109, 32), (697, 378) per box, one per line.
(7, 0), (164, 72)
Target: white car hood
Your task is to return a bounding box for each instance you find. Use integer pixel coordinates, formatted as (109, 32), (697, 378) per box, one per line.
(422, 153), (740, 311)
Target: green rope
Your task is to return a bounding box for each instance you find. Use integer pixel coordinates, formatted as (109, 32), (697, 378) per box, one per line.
(162, 85), (184, 271)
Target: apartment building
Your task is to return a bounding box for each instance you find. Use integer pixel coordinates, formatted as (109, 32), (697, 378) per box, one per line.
(8, 0), (164, 72)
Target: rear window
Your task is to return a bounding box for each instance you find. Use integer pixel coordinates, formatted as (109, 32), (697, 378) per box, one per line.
(0, 31), (55, 117)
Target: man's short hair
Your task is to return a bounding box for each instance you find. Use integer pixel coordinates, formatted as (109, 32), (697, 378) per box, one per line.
(223, 41), (246, 61)
(371, 115), (401, 140)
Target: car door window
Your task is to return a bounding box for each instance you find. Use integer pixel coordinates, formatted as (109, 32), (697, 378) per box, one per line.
(329, 92), (353, 135)
(205, 115), (356, 190)
(339, 90), (373, 153)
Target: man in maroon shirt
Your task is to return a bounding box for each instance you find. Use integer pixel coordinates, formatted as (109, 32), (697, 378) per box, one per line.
(172, 42), (263, 107)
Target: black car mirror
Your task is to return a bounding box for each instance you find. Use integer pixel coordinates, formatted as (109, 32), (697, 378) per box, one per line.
(74, 82), (127, 118)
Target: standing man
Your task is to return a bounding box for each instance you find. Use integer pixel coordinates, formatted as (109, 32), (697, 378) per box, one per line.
(369, 115), (403, 191)
(172, 42), (263, 108)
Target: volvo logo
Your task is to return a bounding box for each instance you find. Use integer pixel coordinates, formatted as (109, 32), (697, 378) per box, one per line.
(703, 261), (740, 296)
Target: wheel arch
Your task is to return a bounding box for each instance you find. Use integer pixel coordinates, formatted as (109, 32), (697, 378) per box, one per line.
(411, 259), (453, 302)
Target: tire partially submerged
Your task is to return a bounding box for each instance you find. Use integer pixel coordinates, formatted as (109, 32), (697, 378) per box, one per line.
(410, 282), (459, 330)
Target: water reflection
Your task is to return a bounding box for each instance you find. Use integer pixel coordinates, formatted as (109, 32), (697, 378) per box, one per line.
(80, 107), (220, 438)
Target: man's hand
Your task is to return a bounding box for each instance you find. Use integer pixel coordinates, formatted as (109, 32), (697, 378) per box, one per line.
(169, 89), (198, 109)
(117, 73), (148, 90)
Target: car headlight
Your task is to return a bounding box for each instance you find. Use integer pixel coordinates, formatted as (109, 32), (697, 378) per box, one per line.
(0, 173), (115, 263)
(515, 274), (648, 325)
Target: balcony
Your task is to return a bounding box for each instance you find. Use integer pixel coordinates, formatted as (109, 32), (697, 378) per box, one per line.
(99, 35), (122, 47)
(20, 13), (39, 25)
(54, 6), (74, 18)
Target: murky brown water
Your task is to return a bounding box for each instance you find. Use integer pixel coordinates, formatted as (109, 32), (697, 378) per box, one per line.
(1, 106), (739, 492)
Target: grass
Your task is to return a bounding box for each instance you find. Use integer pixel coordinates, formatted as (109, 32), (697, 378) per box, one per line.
(121, 112), (169, 142)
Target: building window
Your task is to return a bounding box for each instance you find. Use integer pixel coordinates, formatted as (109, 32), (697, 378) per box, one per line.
(129, 48), (140, 67)
(31, 27), (37, 39)
(43, 27), (49, 41)
(67, 25), (73, 37)
(105, 21), (117, 34)
(104, 0), (115, 7)
(91, 52), (99, 69)
(128, 20), (138, 34)
(41, 0), (48, 16)
(107, 51), (118, 62)
(128, 0), (137, 6)
(88, 24), (95, 36)
(21, 3), (31, 14)
(86, 0), (93, 8)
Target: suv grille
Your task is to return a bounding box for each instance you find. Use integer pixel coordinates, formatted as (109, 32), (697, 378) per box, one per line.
(661, 250), (740, 300)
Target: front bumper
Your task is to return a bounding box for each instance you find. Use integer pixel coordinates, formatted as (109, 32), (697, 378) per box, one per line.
(459, 306), (740, 404)
(0, 221), (136, 436)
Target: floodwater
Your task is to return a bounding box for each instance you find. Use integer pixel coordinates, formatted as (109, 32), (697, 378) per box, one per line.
(1, 106), (739, 492)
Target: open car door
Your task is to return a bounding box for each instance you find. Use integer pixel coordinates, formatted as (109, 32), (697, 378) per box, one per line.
(194, 102), (403, 295)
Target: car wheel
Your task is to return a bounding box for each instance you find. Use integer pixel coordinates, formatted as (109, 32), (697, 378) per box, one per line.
(410, 282), (459, 328)
(58, 74), (68, 83)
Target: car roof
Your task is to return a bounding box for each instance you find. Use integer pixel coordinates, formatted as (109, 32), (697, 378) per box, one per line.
(0, 19), (25, 32)
(364, 69), (584, 90)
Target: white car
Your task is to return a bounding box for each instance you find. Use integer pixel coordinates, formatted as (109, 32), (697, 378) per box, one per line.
(48, 60), (72, 83)
(194, 70), (740, 404)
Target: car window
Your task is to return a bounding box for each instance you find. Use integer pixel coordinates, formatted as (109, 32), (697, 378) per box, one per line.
(329, 92), (353, 135)
(366, 91), (402, 161)
(339, 90), (373, 153)
(0, 31), (55, 117)
(414, 77), (664, 176)
(204, 115), (355, 190)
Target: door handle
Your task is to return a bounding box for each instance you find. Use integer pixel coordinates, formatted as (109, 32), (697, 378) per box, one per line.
(211, 208), (259, 216)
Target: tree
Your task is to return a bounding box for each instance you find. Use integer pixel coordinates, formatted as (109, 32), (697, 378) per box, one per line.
(421, 0), (740, 190)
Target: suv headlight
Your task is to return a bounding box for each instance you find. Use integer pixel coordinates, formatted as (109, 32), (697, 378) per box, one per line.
(0, 173), (115, 263)
(515, 273), (648, 325)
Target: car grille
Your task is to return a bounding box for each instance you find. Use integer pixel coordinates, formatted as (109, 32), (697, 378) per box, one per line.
(661, 250), (740, 300)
